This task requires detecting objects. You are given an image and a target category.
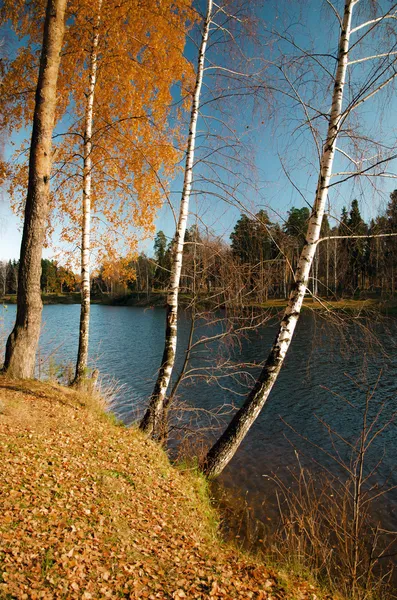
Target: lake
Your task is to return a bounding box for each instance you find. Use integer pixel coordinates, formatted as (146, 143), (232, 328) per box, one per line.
(2, 303), (397, 543)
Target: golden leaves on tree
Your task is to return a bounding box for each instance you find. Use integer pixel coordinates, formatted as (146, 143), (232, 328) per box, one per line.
(2, 0), (197, 268)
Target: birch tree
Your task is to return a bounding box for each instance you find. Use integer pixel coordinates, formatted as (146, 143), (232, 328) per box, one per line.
(202, 0), (397, 478)
(2, 0), (194, 381)
(3, 0), (67, 378)
(73, 0), (102, 385)
(65, 0), (193, 385)
(140, 0), (214, 437)
(139, 0), (266, 438)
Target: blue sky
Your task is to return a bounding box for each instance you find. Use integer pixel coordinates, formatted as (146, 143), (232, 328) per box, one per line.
(2, 0), (397, 262)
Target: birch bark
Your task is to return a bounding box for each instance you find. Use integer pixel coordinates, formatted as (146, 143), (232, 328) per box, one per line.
(3, 0), (67, 378)
(202, 0), (355, 478)
(73, 0), (102, 385)
(140, 0), (213, 437)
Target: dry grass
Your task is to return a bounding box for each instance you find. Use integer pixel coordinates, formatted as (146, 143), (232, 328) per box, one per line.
(258, 298), (379, 311)
(0, 377), (331, 599)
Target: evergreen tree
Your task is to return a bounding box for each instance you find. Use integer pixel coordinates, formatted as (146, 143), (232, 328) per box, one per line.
(348, 200), (367, 291)
(230, 211), (275, 264)
(385, 190), (397, 294)
(338, 206), (351, 294)
(154, 231), (171, 289)
(230, 214), (255, 263)
(154, 231), (167, 265)
(283, 207), (310, 248)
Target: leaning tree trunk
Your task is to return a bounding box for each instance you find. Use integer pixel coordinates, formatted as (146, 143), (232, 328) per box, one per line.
(3, 0), (67, 378)
(73, 0), (102, 386)
(140, 0), (213, 437)
(202, 0), (355, 479)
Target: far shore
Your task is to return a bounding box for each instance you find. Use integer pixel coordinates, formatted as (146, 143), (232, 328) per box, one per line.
(2, 291), (397, 313)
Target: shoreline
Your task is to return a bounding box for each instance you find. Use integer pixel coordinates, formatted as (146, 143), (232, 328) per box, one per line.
(2, 292), (397, 313)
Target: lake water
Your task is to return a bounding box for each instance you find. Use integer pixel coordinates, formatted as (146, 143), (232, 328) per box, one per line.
(2, 304), (397, 542)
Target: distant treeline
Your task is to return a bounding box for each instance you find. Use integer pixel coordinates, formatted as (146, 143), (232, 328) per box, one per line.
(127, 191), (397, 303)
(2, 191), (397, 303)
(0, 259), (77, 296)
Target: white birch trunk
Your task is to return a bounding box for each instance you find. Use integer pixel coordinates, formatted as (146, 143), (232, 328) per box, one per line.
(203, 0), (355, 478)
(74, 0), (102, 385)
(140, 0), (213, 437)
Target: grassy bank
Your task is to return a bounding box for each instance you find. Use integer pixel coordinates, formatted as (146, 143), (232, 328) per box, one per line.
(0, 377), (329, 599)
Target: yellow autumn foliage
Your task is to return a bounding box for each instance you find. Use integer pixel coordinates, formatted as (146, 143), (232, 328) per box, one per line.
(1, 0), (197, 267)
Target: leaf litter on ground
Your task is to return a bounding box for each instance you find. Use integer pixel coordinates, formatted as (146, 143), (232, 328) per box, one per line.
(0, 377), (334, 599)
